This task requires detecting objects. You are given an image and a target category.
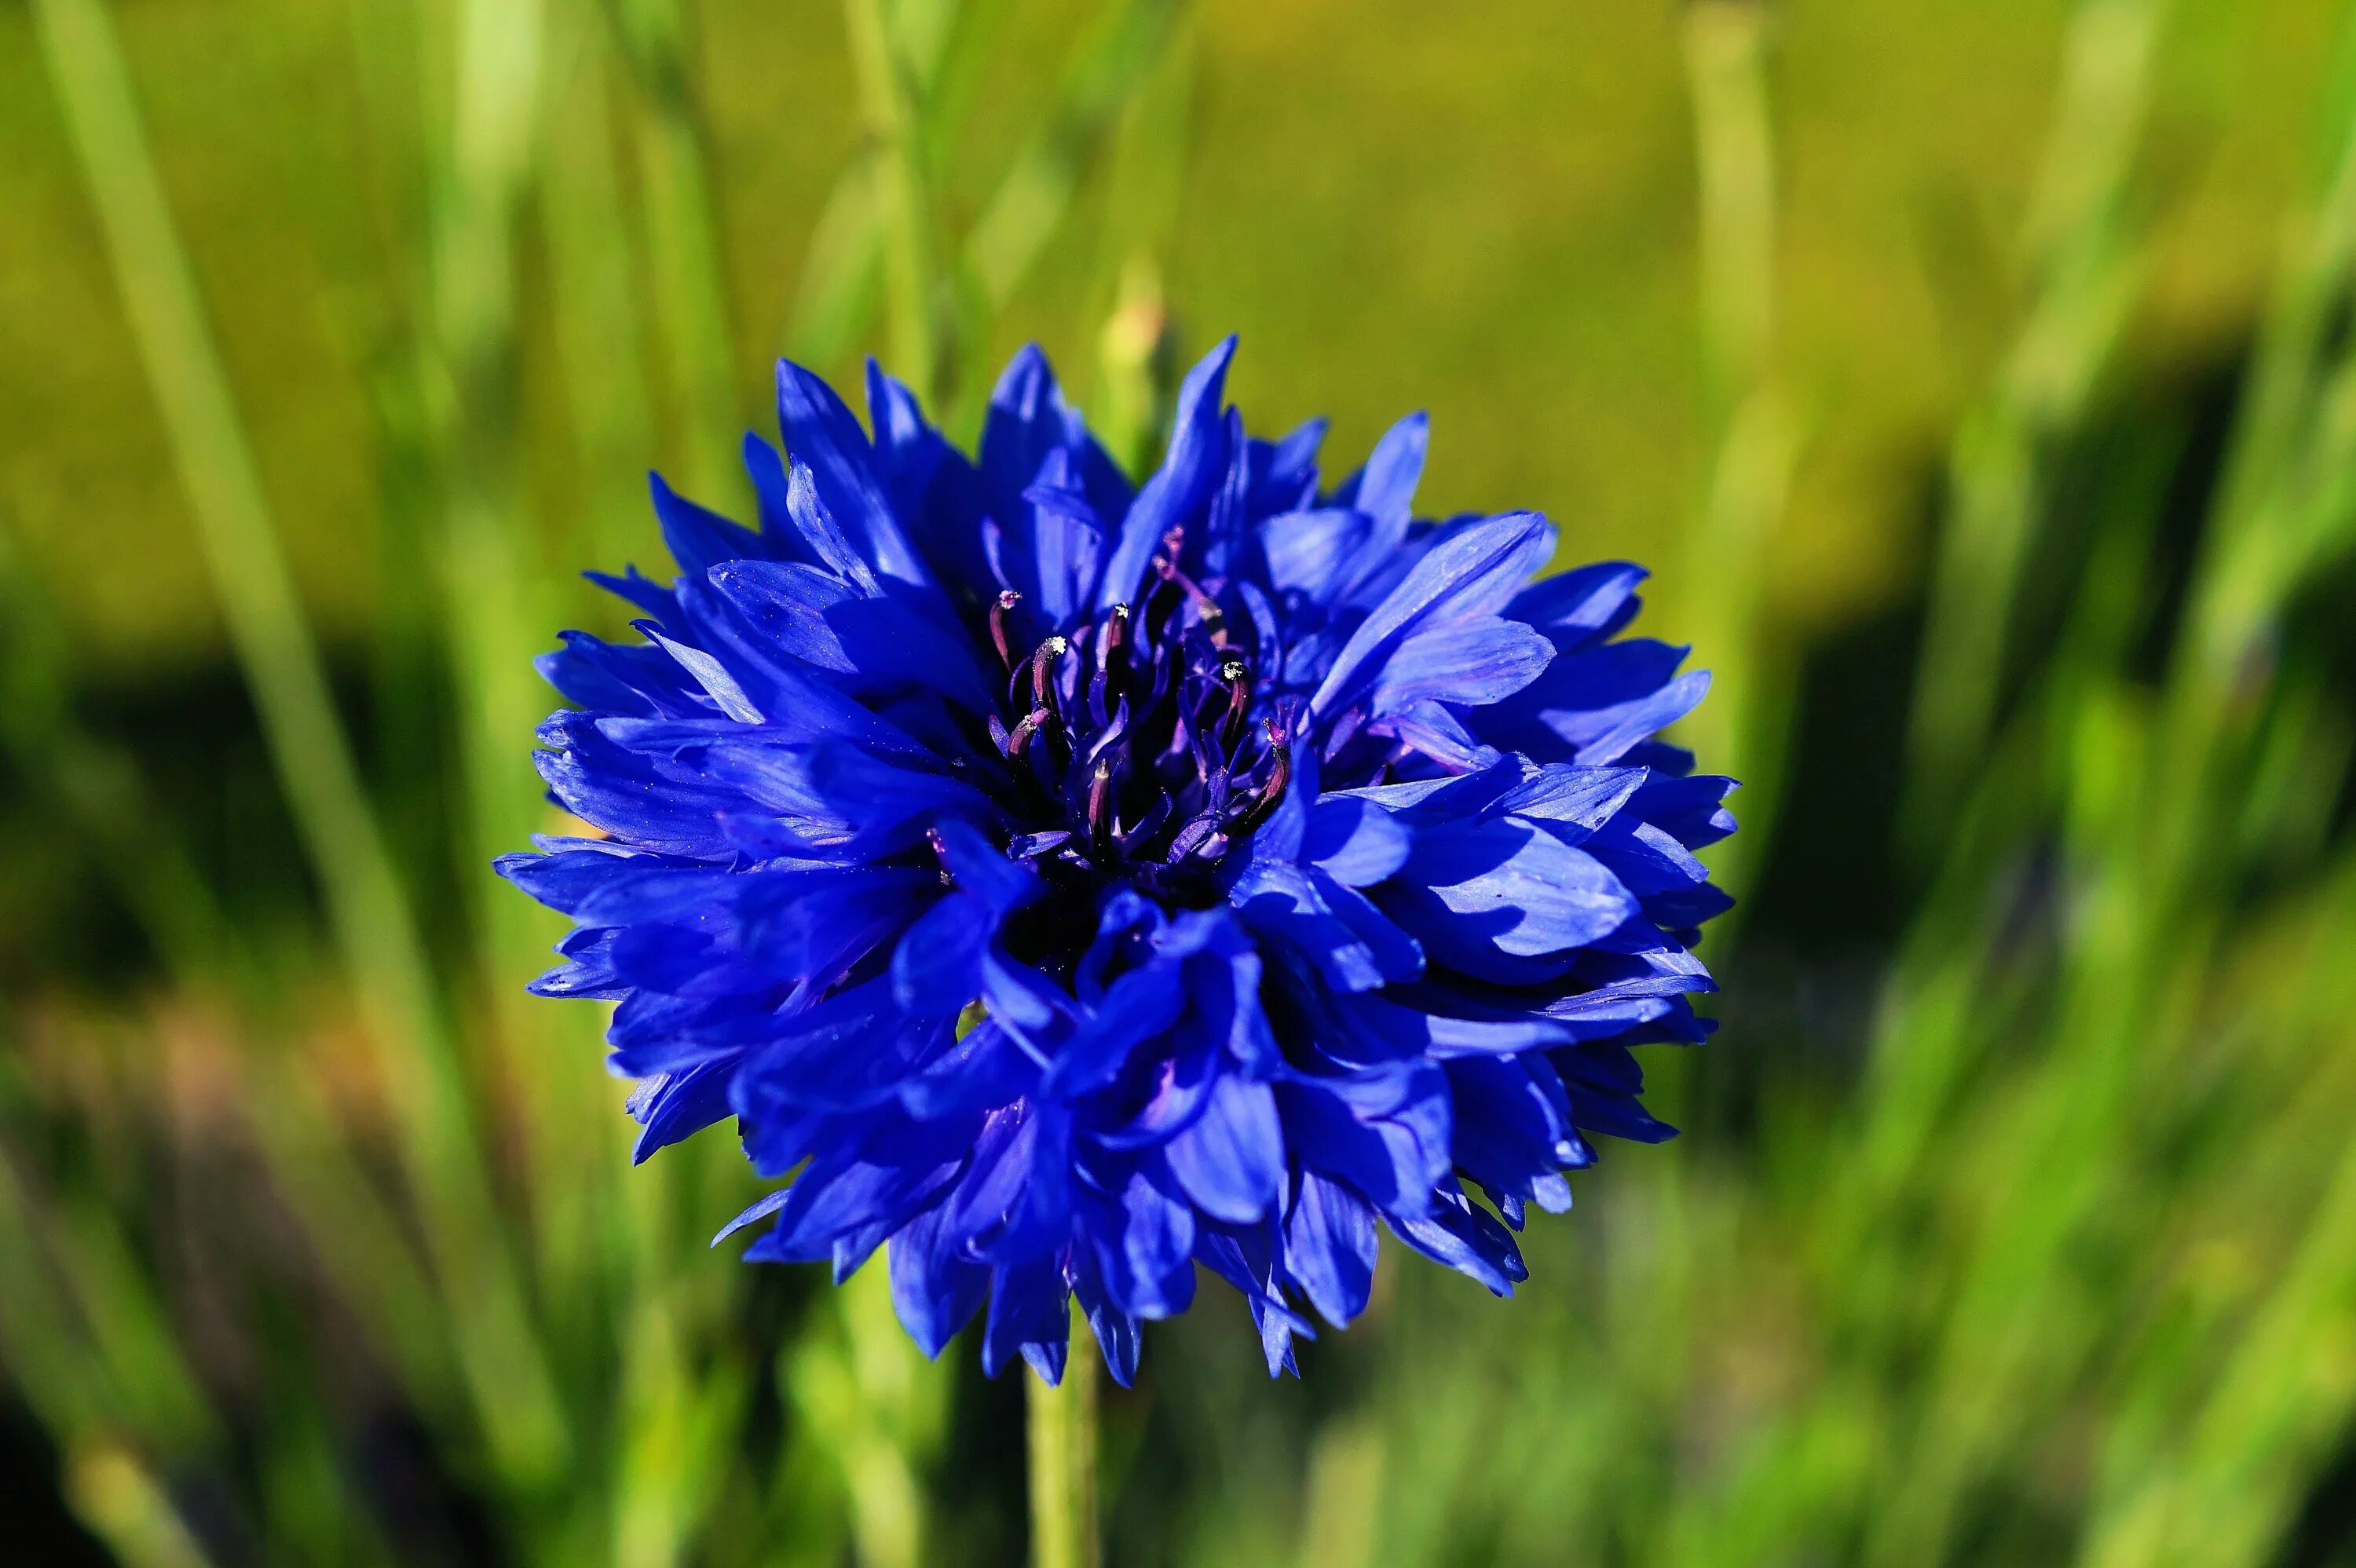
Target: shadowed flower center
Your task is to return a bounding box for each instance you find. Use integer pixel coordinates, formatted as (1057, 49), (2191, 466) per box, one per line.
(975, 526), (1292, 911)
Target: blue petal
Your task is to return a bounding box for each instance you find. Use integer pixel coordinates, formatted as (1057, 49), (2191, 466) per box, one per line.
(704, 558), (993, 711)
(1231, 861), (1422, 992)
(1332, 409), (1427, 550)
(776, 358), (936, 591)
(743, 440), (880, 590)
(1089, 1168), (1198, 1318)
(1194, 1224), (1315, 1377)
(1041, 961), (1186, 1099)
(1494, 765), (1649, 839)
(537, 631), (701, 718)
(742, 1130), (968, 1259)
(1282, 1172), (1378, 1327)
(625, 1056), (744, 1160)
(891, 891), (994, 1013)
(1093, 337), (1237, 612)
(534, 746), (740, 859)
(1386, 1182), (1523, 1295)
(1163, 1073), (1284, 1223)
(1630, 773), (1740, 849)
(650, 473), (766, 577)
(1364, 617), (1555, 715)
(1023, 446), (1106, 627)
(1261, 508), (1379, 604)
(983, 1251), (1070, 1381)
(1277, 1065), (1451, 1217)
(930, 819), (1045, 915)
(1070, 1245), (1143, 1388)
(1507, 561), (1645, 650)
(1381, 817), (1640, 980)
(887, 1199), (990, 1358)
(1311, 511), (1556, 718)
(1360, 701), (1503, 775)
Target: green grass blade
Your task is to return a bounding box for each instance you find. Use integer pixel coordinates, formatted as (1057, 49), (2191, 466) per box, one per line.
(36, 0), (569, 1491)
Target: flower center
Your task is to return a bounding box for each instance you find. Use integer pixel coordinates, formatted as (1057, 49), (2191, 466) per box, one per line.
(979, 528), (1293, 904)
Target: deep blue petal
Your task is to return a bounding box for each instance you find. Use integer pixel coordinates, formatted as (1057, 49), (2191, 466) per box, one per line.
(1163, 1073), (1284, 1223)
(775, 358), (937, 591)
(1311, 511), (1556, 719)
(1282, 1171), (1379, 1327)
(1093, 337), (1237, 612)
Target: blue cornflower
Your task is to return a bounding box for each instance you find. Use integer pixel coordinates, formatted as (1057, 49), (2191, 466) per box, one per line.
(498, 340), (1733, 1383)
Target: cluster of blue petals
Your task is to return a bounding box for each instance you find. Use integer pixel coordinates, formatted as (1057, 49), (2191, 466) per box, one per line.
(498, 339), (1735, 1383)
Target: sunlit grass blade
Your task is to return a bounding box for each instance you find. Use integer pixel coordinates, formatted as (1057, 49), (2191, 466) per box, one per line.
(961, 0), (1183, 320)
(542, 0), (662, 567)
(35, 0), (568, 1490)
(605, 0), (742, 498)
(845, 0), (950, 404)
(785, 146), (887, 371)
(1901, 0), (2161, 853)
(63, 1442), (213, 1568)
(1677, 0), (1800, 911)
(1082, 12), (1191, 473)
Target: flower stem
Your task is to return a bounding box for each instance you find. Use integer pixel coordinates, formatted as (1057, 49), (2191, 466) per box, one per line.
(1026, 1326), (1100, 1568)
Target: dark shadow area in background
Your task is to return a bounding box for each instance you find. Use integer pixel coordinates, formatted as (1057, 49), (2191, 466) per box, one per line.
(1, 1398), (111, 1566)
(0, 656), (322, 994)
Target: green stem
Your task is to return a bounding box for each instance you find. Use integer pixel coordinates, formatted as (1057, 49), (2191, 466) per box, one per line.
(1026, 1329), (1100, 1568)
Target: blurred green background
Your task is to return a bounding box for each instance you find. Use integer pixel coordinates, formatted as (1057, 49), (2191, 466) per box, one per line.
(7, 0), (2356, 1563)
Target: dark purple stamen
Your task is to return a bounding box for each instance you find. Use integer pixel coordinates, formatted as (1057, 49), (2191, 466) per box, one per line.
(1227, 719), (1293, 835)
(986, 552), (1287, 894)
(1100, 603), (1129, 672)
(1087, 758), (1114, 853)
(1220, 660), (1251, 746)
(1007, 708), (1052, 755)
(1026, 635), (1068, 708)
(990, 589), (1021, 671)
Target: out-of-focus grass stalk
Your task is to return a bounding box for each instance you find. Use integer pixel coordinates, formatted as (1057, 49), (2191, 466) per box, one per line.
(784, 1263), (946, 1568)
(611, 1284), (752, 1568)
(2151, 20), (2356, 888)
(791, 0), (987, 378)
(1861, 16), (2356, 1563)
(952, 0), (1184, 436)
(1678, 0), (1797, 910)
(1096, 262), (1175, 481)
(963, 0), (1181, 316)
(786, 148), (887, 369)
(36, 0), (567, 1493)
(1901, 0), (2160, 853)
(2079, 863), (2356, 1568)
(0, 1042), (218, 1562)
(1831, 0), (2167, 1305)
(425, 0), (569, 989)
(414, 0), (611, 1503)
(810, 0), (1186, 431)
(846, 0), (949, 404)
(1294, 1418), (1383, 1568)
(64, 1442), (212, 1568)
(1086, 11), (1191, 476)
(605, 1101), (766, 1565)
(28, 0), (429, 1125)
(542, 4), (661, 567)
(608, 0), (741, 498)
(521, 0), (660, 1376)
(2058, 45), (2356, 1563)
